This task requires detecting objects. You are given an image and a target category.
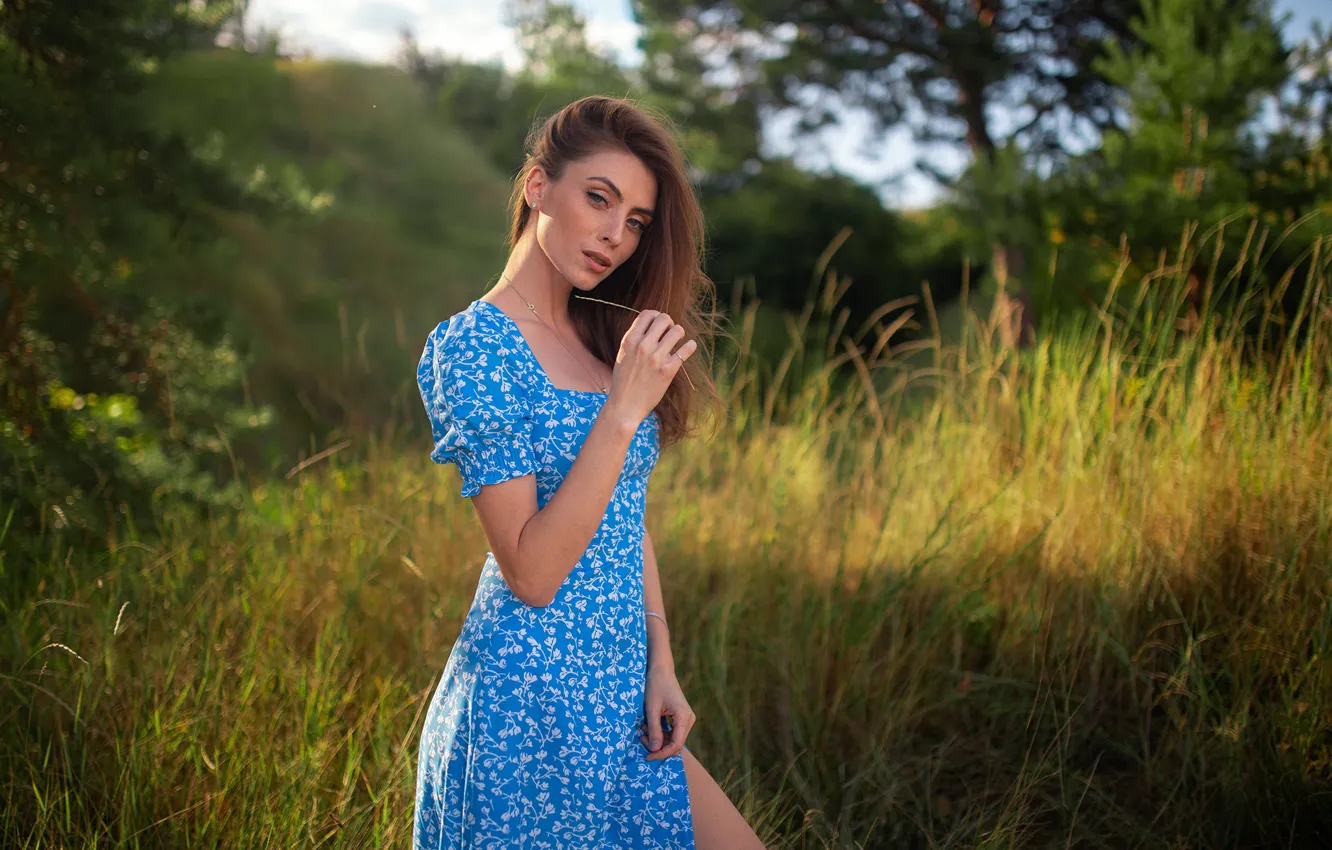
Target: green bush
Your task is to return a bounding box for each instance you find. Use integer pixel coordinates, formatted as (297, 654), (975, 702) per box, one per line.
(0, 2), (280, 547)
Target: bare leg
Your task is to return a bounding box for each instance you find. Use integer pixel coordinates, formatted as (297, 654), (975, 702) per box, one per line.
(682, 748), (766, 850)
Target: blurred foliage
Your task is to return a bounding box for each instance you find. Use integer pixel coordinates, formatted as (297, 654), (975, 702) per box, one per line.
(1049, 0), (1290, 262)
(1036, 0), (1330, 332)
(933, 0), (1332, 335)
(630, 0), (1332, 345)
(702, 160), (930, 313)
(631, 0), (1144, 165)
(141, 52), (513, 436)
(624, 0), (1142, 330)
(0, 0), (283, 549)
(1, 2), (513, 552)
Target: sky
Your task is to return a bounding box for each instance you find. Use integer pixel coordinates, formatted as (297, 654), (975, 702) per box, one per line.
(246, 0), (1330, 209)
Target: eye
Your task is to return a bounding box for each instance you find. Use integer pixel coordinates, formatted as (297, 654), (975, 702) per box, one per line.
(629, 219), (646, 233)
(586, 191), (607, 206)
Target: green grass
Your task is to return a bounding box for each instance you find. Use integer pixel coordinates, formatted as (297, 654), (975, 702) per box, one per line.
(5, 225), (1332, 848)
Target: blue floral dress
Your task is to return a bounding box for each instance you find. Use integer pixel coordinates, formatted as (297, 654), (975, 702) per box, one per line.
(412, 299), (696, 849)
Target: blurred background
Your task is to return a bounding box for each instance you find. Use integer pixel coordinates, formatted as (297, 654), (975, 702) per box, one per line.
(4, 1), (1332, 847)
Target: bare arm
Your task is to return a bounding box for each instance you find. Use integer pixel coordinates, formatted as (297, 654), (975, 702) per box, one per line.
(642, 529), (675, 673)
(471, 402), (640, 608)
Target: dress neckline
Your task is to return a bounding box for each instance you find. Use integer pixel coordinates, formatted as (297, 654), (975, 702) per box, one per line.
(471, 299), (611, 399)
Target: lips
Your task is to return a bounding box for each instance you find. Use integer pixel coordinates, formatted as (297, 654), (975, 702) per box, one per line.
(584, 251), (611, 272)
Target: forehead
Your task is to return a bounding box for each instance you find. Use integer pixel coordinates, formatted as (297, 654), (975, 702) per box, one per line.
(569, 148), (657, 210)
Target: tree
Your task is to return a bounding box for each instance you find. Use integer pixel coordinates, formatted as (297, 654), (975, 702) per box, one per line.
(396, 26), (447, 98)
(700, 159), (912, 308)
(1278, 21), (1332, 148)
(940, 0), (1332, 348)
(629, 6), (763, 174)
(631, 0), (1142, 175)
(506, 0), (629, 89)
(0, 0), (279, 548)
(1034, 0), (1292, 321)
(417, 2), (643, 176)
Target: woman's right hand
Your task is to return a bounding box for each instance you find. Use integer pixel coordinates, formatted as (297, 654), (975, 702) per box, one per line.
(605, 309), (697, 427)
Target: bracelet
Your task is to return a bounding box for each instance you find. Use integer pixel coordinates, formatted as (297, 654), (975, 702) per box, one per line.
(645, 610), (669, 634)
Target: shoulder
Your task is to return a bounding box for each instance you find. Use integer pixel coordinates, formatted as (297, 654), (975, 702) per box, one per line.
(420, 302), (497, 363)
(422, 301), (496, 350)
(418, 301), (531, 396)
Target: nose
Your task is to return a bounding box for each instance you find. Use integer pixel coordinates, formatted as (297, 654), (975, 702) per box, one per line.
(601, 217), (625, 249)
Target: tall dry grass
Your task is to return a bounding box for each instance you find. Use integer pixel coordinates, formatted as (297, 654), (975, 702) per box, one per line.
(4, 225), (1331, 848)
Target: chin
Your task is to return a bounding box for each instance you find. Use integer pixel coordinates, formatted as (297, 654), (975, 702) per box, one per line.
(573, 263), (609, 287)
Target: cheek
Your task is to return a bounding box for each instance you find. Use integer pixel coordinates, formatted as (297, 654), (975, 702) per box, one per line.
(540, 201), (589, 243)
(533, 215), (563, 266)
(534, 213), (583, 272)
(621, 231), (645, 258)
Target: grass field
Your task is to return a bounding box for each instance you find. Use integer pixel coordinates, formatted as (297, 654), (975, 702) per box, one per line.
(6, 235), (1332, 848)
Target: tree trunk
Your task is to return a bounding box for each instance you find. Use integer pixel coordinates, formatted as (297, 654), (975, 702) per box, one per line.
(990, 243), (1036, 349)
(955, 63), (1036, 348)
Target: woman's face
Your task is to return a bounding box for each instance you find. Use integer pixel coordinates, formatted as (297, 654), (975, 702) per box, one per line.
(527, 147), (657, 288)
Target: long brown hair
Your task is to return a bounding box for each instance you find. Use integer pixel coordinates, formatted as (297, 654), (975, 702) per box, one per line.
(506, 95), (723, 447)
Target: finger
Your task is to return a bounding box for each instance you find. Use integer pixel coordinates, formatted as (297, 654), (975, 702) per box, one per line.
(644, 708), (664, 753)
(626, 309), (661, 343)
(655, 721), (686, 759)
(643, 312), (676, 345)
(653, 324), (687, 357)
(671, 710), (694, 746)
(669, 338), (697, 366)
(644, 712), (674, 759)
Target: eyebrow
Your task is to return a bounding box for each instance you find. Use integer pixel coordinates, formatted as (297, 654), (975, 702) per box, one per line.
(586, 176), (655, 219)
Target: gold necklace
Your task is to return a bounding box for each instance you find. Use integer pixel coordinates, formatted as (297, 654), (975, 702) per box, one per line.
(500, 274), (610, 393)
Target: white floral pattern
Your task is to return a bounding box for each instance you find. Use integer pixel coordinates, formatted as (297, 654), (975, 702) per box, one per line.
(412, 299), (695, 849)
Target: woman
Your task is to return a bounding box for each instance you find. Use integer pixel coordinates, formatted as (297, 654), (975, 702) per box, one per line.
(413, 96), (766, 849)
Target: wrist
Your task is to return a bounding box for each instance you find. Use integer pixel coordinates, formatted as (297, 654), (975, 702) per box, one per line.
(600, 399), (642, 436)
(649, 646), (675, 673)
(646, 618), (674, 671)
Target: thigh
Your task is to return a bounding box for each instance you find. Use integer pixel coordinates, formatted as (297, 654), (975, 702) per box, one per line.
(682, 748), (766, 850)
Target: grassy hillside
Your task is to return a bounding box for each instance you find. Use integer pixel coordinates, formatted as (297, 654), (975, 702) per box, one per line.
(143, 49), (514, 444)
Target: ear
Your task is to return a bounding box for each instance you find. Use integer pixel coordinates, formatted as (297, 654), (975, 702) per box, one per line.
(524, 166), (548, 210)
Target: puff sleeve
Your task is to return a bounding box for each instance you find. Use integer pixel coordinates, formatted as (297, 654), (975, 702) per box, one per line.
(416, 318), (539, 498)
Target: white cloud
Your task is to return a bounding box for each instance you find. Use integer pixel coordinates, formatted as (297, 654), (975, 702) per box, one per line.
(248, 0), (638, 70)
(585, 16), (642, 65)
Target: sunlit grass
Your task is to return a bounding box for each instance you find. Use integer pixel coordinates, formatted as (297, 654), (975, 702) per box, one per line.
(4, 226), (1332, 848)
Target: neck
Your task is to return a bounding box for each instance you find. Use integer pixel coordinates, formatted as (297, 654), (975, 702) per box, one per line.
(497, 228), (574, 327)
